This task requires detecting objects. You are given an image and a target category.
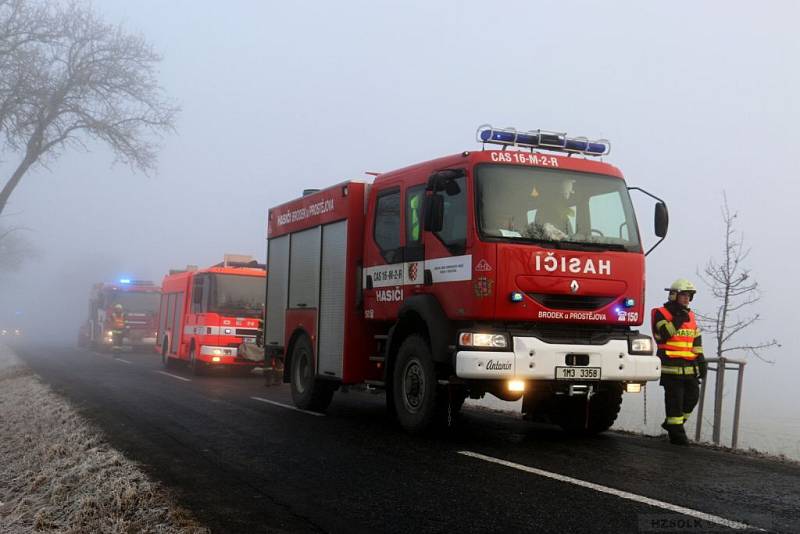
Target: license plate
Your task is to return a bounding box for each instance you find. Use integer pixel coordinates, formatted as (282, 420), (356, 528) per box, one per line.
(555, 366), (601, 380)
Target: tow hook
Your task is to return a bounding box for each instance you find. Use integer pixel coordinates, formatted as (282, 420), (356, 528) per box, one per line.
(568, 384), (595, 397)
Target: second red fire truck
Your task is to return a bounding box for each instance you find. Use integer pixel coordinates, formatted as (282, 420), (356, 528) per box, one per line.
(158, 255), (267, 374)
(265, 125), (669, 434)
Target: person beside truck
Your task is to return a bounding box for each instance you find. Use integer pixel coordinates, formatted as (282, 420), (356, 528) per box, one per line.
(651, 278), (706, 445)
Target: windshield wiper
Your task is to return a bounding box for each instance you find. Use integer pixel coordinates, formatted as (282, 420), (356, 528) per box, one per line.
(560, 241), (630, 252)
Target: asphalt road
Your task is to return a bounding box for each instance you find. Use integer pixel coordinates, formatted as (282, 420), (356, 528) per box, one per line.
(11, 344), (800, 533)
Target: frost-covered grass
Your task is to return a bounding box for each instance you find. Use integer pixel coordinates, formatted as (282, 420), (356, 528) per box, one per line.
(0, 345), (209, 533)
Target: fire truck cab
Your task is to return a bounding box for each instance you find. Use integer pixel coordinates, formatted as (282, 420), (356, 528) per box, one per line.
(78, 279), (161, 351)
(266, 126), (668, 434)
(158, 255), (266, 375)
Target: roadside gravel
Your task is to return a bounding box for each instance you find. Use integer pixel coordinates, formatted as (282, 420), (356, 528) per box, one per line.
(0, 344), (209, 533)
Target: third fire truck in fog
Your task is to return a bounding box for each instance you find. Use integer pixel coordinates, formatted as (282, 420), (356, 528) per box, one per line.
(78, 280), (160, 351)
(265, 125), (669, 434)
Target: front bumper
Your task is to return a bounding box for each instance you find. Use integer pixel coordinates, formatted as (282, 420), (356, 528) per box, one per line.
(456, 336), (660, 382)
(197, 345), (259, 366)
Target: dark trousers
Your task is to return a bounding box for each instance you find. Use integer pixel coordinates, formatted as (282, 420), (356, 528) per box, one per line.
(661, 375), (700, 425)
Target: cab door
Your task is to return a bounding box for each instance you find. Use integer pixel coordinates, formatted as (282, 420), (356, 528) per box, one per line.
(363, 184), (405, 320)
(420, 169), (476, 318)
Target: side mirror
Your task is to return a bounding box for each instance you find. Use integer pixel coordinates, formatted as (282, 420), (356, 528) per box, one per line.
(655, 202), (669, 238)
(424, 194), (444, 233)
(627, 186), (668, 256)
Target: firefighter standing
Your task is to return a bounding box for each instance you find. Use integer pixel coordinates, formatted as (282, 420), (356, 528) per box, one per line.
(651, 279), (706, 445)
(110, 304), (126, 329)
(110, 303), (126, 348)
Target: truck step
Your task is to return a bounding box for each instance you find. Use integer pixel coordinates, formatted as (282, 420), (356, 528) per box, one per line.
(373, 335), (388, 341)
(365, 380), (385, 387)
(369, 355), (385, 362)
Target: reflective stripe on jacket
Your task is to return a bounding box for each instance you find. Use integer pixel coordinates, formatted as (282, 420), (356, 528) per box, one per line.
(652, 307), (701, 361)
(111, 312), (125, 329)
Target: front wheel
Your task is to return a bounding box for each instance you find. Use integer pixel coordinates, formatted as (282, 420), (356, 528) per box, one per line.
(392, 334), (446, 434)
(290, 335), (334, 412)
(189, 345), (205, 376)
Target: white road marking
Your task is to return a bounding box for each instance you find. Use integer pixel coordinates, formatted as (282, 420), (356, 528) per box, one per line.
(114, 358), (132, 364)
(154, 371), (191, 382)
(250, 397), (325, 417)
(457, 451), (759, 531)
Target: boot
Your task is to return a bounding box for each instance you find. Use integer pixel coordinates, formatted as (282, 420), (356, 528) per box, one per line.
(662, 422), (689, 446)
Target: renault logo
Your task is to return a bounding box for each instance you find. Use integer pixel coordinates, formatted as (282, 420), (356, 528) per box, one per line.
(570, 280), (580, 293)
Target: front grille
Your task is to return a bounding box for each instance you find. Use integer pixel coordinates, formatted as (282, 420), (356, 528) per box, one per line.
(528, 293), (614, 311)
(235, 328), (260, 336)
(506, 323), (631, 345)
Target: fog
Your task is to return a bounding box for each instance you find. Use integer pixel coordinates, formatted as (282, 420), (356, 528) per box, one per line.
(1, 1), (798, 450)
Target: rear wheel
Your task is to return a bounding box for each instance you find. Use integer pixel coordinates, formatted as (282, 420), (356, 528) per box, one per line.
(552, 384), (623, 435)
(290, 335), (334, 411)
(392, 334), (447, 434)
(161, 339), (174, 369)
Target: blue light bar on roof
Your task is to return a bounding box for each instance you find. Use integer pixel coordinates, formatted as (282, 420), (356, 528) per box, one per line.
(476, 124), (610, 156)
(119, 278), (131, 284)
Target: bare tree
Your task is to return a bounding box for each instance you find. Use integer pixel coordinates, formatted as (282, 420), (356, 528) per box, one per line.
(0, 0), (178, 216)
(696, 192), (779, 363)
(0, 224), (37, 273)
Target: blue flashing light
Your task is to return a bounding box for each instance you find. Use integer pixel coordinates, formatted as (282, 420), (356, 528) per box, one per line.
(510, 291), (524, 303)
(119, 278), (131, 284)
(624, 298), (636, 308)
(477, 124), (610, 156)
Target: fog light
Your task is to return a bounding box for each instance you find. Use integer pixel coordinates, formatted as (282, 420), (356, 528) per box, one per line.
(510, 291), (524, 303)
(508, 380), (526, 392)
(624, 297), (636, 308)
(626, 383), (642, 393)
(212, 356), (221, 363)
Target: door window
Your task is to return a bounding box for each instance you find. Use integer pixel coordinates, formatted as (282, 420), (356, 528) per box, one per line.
(435, 176), (467, 255)
(374, 188), (402, 263)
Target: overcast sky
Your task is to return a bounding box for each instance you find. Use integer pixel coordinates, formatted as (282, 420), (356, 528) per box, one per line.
(1, 0), (798, 430)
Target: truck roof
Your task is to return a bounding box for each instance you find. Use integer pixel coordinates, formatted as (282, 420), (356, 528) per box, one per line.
(94, 281), (160, 293)
(161, 264), (266, 285)
(371, 150), (624, 186)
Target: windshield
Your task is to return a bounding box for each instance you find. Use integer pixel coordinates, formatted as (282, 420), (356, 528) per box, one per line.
(475, 164), (641, 251)
(210, 274), (265, 317)
(109, 291), (160, 313)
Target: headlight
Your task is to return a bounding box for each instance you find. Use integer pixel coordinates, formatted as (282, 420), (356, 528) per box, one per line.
(628, 335), (654, 355)
(458, 332), (509, 349)
(106, 330), (114, 337)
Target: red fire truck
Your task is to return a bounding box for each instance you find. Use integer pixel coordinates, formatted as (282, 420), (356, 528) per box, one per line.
(78, 279), (161, 351)
(265, 125), (669, 434)
(158, 255), (267, 374)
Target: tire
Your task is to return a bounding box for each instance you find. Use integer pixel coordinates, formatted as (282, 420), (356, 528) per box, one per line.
(290, 335), (334, 412)
(161, 339), (174, 369)
(392, 334), (446, 434)
(552, 383), (623, 435)
(189, 345), (204, 376)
